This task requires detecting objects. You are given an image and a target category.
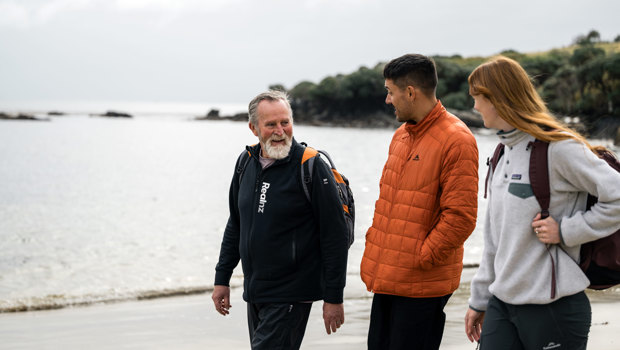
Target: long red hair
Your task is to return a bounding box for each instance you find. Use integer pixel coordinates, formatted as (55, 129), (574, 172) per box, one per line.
(468, 56), (603, 153)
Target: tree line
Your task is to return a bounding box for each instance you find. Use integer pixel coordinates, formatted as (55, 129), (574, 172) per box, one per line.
(271, 30), (620, 135)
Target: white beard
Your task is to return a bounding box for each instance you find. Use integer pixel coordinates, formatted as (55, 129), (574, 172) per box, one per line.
(263, 134), (292, 159)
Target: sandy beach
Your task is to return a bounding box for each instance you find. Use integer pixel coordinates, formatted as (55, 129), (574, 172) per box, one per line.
(1, 268), (618, 350)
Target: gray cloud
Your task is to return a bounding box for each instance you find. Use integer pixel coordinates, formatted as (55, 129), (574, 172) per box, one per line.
(0, 0), (618, 107)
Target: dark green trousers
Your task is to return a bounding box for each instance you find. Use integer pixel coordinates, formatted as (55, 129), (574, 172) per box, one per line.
(480, 292), (591, 350)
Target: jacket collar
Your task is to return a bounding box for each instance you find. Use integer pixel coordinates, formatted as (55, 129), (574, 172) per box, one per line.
(403, 100), (446, 136)
(497, 128), (531, 148)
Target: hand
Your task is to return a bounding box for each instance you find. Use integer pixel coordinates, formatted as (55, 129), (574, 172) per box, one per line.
(464, 308), (485, 342)
(322, 302), (344, 335)
(211, 285), (231, 316)
(532, 213), (560, 244)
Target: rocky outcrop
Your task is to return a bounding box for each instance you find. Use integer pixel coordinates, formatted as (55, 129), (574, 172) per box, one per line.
(195, 109), (249, 122)
(90, 111), (133, 118)
(195, 108), (484, 130)
(0, 112), (50, 121)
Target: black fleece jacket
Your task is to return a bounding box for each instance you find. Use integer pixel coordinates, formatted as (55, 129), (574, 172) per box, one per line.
(214, 138), (349, 304)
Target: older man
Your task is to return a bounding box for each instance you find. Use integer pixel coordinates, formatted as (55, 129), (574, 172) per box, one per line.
(212, 90), (349, 349)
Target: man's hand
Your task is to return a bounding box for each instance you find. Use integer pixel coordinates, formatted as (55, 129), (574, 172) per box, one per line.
(322, 302), (344, 334)
(464, 308), (485, 342)
(211, 285), (231, 316)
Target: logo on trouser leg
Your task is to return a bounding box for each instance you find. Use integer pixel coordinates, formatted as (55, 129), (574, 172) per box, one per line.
(543, 342), (561, 349)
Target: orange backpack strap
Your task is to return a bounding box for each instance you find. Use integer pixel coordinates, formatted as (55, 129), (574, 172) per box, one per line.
(302, 147), (318, 164)
(300, 142), (355, 248)
(300, 147), (318, 201)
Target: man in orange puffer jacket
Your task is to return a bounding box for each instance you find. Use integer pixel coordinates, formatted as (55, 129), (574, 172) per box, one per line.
(361, 54), (479, 350)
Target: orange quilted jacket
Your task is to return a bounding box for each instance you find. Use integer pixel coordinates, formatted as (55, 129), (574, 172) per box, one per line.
(360, 101), (478, 298)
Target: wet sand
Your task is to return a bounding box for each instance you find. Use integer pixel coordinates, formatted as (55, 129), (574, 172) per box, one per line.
(1, 269), (618, 349)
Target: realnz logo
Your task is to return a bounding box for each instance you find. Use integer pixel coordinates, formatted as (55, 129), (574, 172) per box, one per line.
(258, 182), (271, 213)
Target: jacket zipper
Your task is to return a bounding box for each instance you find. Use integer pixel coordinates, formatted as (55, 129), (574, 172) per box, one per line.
(292, 230), (297, 266)
(246, 158), (263, 302)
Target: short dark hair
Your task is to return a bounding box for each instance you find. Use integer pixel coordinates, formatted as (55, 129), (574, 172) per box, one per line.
(383, 54), (437, 97)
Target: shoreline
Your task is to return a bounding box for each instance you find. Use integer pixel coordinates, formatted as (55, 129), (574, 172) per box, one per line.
(0, 286), (215, 314)
(1, 269), (618, 349)
(3, 266), (618, 313)
(2, 108), (619, 145)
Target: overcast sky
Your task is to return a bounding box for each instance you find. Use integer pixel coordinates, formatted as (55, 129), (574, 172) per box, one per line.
(1, 0), (619, 108)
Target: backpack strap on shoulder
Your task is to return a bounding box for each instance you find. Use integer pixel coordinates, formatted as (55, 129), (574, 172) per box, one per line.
(528, 140), (551, 219)
(236, 148), (254, 186)
(528, 139), (556, 298)
(317, 150), (344, 183)
(317, 150), (351, 214)
(300, 146), (318, 202)
(484, 143), (505, 198)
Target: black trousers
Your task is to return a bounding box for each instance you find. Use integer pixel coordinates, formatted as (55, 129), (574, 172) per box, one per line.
(479, 292), (591, 350)
(247, 302), (312, 350)
(368, 293), (452, 350)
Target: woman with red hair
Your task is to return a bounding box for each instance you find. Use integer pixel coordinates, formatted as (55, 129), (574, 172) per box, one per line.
(464, 56), (620, 349)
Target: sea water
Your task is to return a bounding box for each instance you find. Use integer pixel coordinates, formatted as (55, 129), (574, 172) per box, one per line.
(0, 114), (499, 312)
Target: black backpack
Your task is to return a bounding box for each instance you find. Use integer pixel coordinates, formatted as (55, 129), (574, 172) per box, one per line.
(237, 144), (355, 248)
(486, 140), (620, 291)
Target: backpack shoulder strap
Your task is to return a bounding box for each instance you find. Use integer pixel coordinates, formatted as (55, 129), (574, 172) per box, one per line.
(586, 149), (620, 209)
(528, 139), (551, 219)
(528, 139), (557, 298)
(236, 148), (254, 186)
(484, 143), (505, 198)
(596, 149), (620, 171)
(300, 146), (318, 202)
(318, 149), (348, 186)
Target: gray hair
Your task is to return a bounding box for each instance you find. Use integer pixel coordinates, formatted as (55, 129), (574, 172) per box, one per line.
(248, 90), (293, 126)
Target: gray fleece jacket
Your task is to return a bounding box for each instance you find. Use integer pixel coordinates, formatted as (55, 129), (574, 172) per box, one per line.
(469, 129), (620, 310)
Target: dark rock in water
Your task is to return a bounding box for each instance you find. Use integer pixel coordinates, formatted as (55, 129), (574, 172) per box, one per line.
(195, 111), (249, 122)
(295, 109), (484, 130)
(16, 113), (38, 120)
(47, 111), (66, 116)
(207, 109), (220, 118)
(196, 106), (482, 129)
(229, 112), (249, 121)
(103, 110), (132, 118)
(195, 108), (221, 120)
(296, 111), (401, 129)
(0, 112), (50, 121)
(92, 110), (133, 118)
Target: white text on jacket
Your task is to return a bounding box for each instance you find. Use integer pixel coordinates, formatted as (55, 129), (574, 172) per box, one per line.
(258, 182), (270, 213)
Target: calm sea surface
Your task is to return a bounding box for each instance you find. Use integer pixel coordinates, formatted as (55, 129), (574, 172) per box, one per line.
(0, 114), (500, 312)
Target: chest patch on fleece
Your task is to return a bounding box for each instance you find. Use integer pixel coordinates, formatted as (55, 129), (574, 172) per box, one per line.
(508, 182), (534, 199)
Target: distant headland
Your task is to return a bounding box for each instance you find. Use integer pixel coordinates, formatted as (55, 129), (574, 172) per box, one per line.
(199, 30), (620, 144)
(3, 30), (619, 145)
